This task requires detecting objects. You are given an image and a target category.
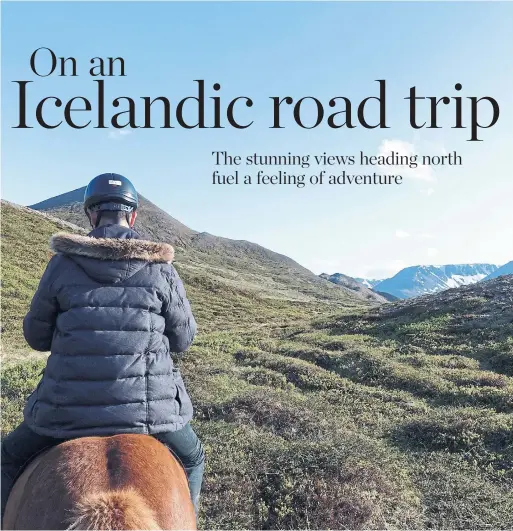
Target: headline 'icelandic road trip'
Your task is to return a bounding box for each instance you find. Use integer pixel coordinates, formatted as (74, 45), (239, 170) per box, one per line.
(12, 47), (501, 141)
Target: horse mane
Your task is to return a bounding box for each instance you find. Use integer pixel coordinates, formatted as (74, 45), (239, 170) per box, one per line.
(67, 488), (160, 530)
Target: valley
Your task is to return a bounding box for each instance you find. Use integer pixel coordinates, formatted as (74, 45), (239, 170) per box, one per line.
(1, 197), (512, 529)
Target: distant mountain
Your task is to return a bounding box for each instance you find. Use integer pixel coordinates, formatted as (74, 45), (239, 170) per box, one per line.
(319, 273), (388, 303)
(354, 278), (381, 289)
(374, 264), (498, 299)
(29, 187), (316, 271)
(482, 261), (513, 281)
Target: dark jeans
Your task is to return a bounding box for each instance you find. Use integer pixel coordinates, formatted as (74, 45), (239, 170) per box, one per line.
(1, 422), (205, 520)
(153, 424), (205, 515)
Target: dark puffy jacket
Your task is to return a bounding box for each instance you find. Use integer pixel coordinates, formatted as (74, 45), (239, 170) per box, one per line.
(23, 225), (197, 438)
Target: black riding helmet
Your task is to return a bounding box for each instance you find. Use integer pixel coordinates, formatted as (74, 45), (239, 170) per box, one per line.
(84, 173), (139, 228)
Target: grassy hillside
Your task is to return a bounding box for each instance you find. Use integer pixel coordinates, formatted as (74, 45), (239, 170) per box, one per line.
(0, 203), (88, 364)
(30, 188), (384, 304)
(2, 200), (513, 529)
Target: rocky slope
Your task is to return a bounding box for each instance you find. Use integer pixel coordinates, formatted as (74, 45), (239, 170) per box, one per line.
(319, 272), (387, 303)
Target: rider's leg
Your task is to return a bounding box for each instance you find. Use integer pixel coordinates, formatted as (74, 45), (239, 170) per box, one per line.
(153, 423), (205, 516)
(1, 422), (63, 520)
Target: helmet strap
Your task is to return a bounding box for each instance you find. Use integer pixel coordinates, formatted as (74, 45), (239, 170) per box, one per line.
(94, 210), (103, 229)
(86, 210), (94, 229)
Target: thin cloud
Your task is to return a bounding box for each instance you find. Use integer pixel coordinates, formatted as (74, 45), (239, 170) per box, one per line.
(396, 230), (435, 240)
(312, 258), (341, 269)
(108, 130), (132, 140)
(377, 139), (436, 182)
(427, 247), (439, 258)
(365, 260), (406, 279)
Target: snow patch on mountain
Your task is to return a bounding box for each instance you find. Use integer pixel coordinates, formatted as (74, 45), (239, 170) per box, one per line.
(374, 264), (498, 299)
(445, 274), (489, 288)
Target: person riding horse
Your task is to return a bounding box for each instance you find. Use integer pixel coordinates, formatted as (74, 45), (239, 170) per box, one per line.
(1, 174), (205, 521)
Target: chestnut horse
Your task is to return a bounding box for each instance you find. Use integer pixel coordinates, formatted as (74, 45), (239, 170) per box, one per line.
(3, 434), (196, 530)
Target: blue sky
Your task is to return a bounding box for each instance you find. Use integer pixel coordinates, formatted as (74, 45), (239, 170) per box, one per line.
(2, 1), (512, 278)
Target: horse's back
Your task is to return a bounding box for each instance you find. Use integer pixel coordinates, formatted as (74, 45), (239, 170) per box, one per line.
(3, 434), (196, 530)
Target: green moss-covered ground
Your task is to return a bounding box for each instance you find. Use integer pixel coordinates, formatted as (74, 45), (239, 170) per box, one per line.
(2, 201), (512, 529)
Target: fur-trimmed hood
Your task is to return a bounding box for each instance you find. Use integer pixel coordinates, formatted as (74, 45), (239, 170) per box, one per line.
(50, 232), (174, 263)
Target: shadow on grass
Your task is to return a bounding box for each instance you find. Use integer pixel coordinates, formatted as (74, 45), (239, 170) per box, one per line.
(390, 417), (513, 476)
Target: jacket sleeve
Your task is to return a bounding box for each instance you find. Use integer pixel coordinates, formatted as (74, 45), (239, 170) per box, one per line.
(23, 255), (61, 352)
(162, 265), (197, 353)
